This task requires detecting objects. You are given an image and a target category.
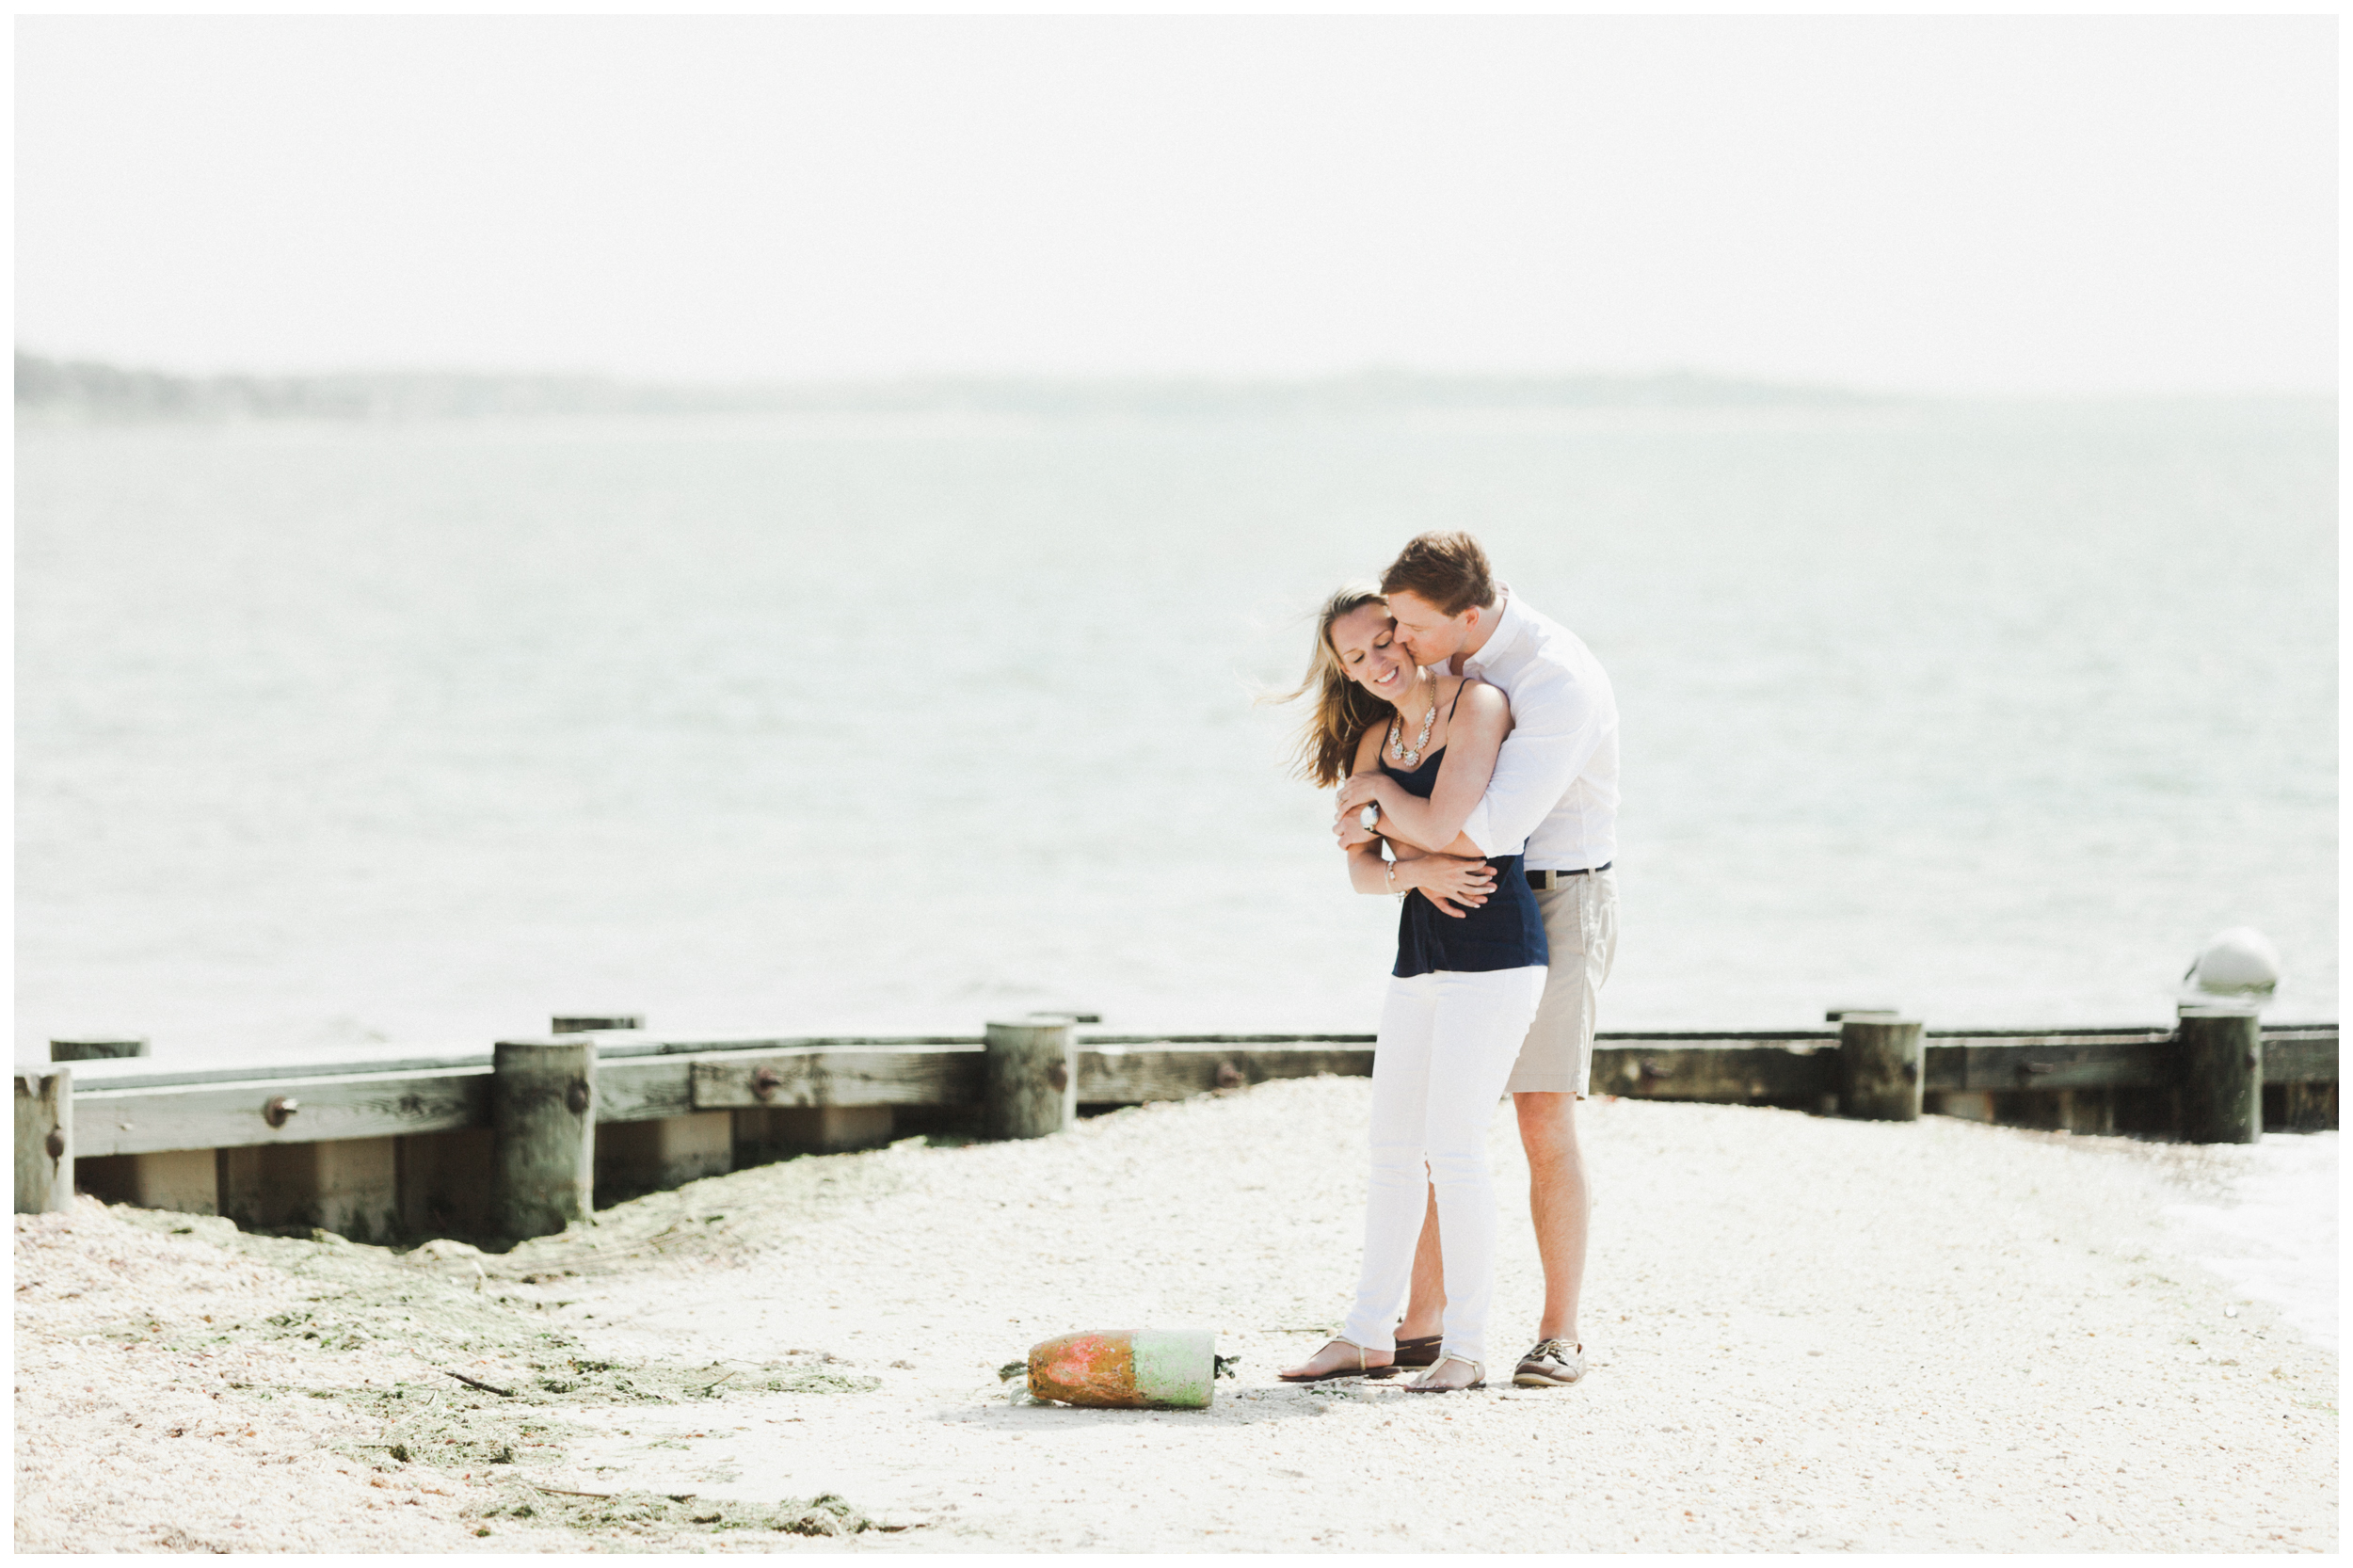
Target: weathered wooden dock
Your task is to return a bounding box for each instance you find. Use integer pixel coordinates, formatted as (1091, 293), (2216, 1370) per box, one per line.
(13, 1011), (2337, 1242)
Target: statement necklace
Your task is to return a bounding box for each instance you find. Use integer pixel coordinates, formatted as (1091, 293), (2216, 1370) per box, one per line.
(1385, 670), (1439, 766)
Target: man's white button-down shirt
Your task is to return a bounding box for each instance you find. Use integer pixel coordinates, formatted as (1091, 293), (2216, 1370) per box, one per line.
(1453, 590), (1620, 872)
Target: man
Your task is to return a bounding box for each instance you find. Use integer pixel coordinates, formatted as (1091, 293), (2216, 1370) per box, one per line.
(1340, 530), (1619, 1389)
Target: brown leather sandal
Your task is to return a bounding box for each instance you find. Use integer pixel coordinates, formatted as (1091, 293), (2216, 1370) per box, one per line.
(1391, 1334), (1444, 1368)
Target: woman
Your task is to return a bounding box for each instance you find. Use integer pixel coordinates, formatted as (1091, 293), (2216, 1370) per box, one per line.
(1275, 586), (1548, 1393)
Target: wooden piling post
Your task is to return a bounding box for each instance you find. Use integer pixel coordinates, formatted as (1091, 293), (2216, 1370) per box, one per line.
(50, 1036), (148, 1062)
(15, 1069), (72, 1213)
(2178, 1006), (2261, 1144)
(984, 1017), (1075, 1139)
(1838, 1016), (1923, 1121)
(492, 1039), (596, 1240)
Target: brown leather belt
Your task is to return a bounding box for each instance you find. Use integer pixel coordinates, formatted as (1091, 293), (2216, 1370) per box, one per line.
(1526, 863), (1610, 889)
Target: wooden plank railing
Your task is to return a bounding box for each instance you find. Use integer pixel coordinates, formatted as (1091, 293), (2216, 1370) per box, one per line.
(53, 1022), (2342, 1157)
(24, 1017), (2336, 1240)
(72, 1066), (489, 1159)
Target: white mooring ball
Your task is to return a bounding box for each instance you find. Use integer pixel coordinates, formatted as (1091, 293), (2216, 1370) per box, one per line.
(2183, 927), (2282, 1001)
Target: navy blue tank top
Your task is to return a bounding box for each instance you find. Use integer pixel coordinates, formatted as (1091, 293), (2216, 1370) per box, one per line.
(1384, 699), (1549, 977)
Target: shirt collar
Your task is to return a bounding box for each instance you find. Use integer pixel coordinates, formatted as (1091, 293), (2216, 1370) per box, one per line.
(1460, 586), (1527, 676)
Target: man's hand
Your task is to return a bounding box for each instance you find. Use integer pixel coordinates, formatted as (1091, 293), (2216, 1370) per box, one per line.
(1393, 855), (1496, 919)
(1335, 815), (1379, 849)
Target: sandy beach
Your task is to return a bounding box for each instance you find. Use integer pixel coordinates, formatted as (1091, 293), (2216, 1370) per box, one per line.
(15, 1078), (2337, 1552)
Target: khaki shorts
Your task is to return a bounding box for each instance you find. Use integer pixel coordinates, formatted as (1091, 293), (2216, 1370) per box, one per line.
(1505, 868), (1619, 1096)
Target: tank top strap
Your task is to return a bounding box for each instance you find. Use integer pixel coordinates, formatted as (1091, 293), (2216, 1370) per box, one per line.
(1446, 677), (1473, 722)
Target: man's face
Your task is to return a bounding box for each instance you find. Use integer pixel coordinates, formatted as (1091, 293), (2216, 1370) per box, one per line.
(1385, 589), (1469, 667)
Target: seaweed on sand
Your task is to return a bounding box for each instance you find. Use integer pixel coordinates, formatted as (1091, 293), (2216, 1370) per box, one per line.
(97, 1207), (883, 1484)
(472, 1484), (899, 1538)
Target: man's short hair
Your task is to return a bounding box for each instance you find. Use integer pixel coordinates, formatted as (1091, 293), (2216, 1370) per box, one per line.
(1379, 531), (1497, 617)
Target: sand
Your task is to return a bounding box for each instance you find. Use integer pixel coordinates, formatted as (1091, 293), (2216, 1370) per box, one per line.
(14, 1079), (2338, 1552)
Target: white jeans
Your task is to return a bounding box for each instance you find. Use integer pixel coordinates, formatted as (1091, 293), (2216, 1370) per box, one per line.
(1338, 964), (1548, 1369)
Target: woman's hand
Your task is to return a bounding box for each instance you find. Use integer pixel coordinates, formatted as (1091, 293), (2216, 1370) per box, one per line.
(1395, 855), (1497, 919)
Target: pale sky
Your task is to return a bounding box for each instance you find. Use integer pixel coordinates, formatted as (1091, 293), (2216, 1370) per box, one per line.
(14, 14), (2337, 395)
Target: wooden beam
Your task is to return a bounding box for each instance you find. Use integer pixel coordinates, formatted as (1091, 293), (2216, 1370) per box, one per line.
(396, 1128), (495, 1239)
(53, 1035), (984, 1096)
(73, 1067), (488, 1159)
(62, 1049), (497, 1092)
(2263, 1032), (2338, 1083)
(595, 1057), (696, 1123)
(53, 1026), (2339, 1160)
(1079, 1033), (1375, 1047)
(1923, 1035), (2174, 1094)
(1590, 1046), (1835, 1104)
(122, 1149), (218, 1214)
(1078, 1031), (1850, 1047)
(1925, 1025), (2194, 1039)
(552, 1014), (643, 1033)
(50, 1037), (148, 1062)
(2277, 1080), (2337, 1132)
(1597, 1031), (1844, 1044)
(596, 1111), (732, 1198)
(738, 1106), (897, 1158)
(690, 1046), (985, 1110)
(1601, 1035), (1836, 1053)
(645, 1034), (980, 1055)
(218, 1136), (398, 1241)
(1077, 1047), (1377, 1103)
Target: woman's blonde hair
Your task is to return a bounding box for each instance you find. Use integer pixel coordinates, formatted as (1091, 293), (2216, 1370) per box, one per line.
(1276, 584), (1396, 788)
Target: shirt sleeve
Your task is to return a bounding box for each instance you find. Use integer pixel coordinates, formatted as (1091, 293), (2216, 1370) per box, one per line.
(1462, 661), (1611, 858)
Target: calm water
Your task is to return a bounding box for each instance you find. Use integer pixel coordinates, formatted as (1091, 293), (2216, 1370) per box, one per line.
(2162, 1131), (2338, 1353)
(14, 399), (2337, 1064)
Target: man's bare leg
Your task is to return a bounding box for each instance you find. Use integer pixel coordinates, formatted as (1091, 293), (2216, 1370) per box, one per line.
(1405, 1096), (1591, 1336)
(1397, 1183), (1445, 1340)
(1514, 1091), (1588, 1343)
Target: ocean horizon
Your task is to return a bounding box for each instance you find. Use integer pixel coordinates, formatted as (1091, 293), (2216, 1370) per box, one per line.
(15, 391), (2335, 1065)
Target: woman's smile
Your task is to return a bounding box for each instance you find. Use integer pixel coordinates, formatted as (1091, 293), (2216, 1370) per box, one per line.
(1326, 602), (1417, 707)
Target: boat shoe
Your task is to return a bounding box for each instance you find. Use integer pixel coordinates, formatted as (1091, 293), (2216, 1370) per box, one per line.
(1511, 1339), (1587, 1387)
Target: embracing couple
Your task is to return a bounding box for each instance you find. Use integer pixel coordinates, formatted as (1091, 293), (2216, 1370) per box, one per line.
(1277, 531), (1619, 1394)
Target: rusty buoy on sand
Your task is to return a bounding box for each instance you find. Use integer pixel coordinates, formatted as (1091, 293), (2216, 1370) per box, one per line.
(1026, 1329), (1223, 1410)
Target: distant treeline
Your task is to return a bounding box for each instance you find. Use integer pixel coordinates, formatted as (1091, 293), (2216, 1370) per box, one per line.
(15, 350), (1881, 423)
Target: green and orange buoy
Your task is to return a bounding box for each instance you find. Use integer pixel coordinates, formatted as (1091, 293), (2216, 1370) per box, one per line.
(1025, 1328), (1226, 1410)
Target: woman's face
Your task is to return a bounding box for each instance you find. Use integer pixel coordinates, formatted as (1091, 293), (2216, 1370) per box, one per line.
(1328, 602), (1417, 706)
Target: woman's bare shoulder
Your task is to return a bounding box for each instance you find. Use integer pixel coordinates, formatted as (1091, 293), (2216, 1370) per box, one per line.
(1350, 721), (1387, 774)
(1452, 676), (1512, 725)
